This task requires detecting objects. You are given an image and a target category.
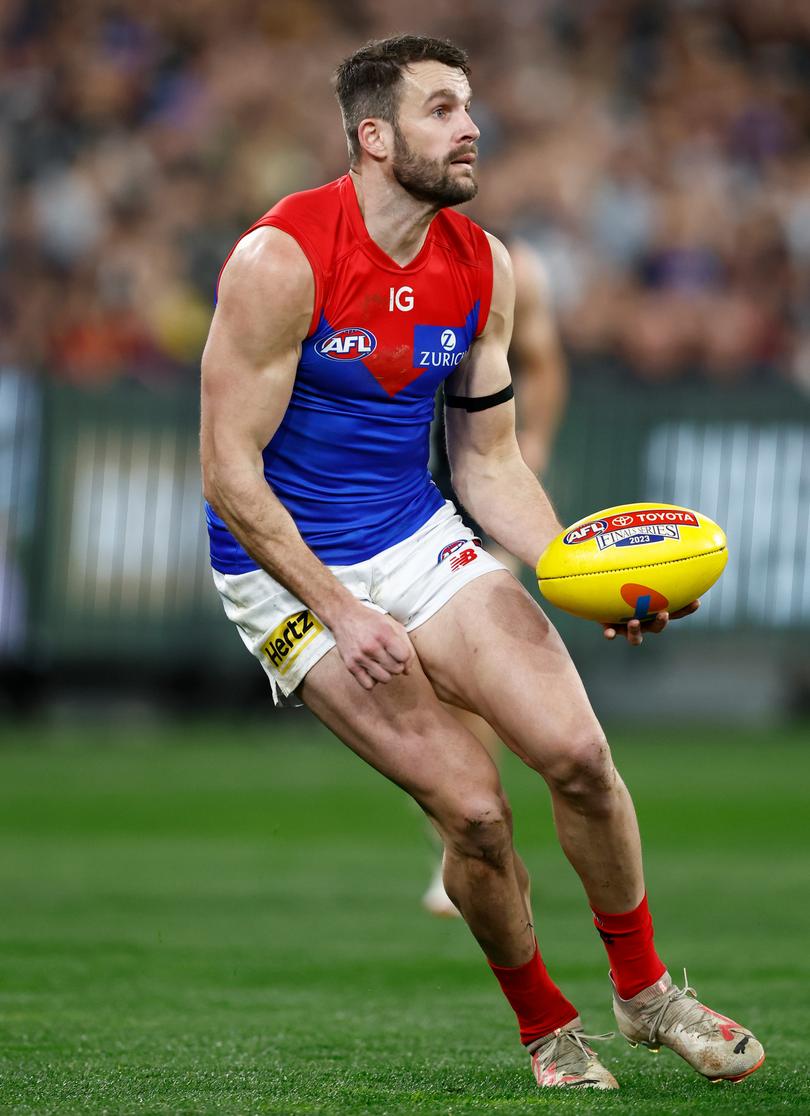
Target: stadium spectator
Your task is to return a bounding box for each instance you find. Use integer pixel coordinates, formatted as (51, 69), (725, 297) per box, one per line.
(1, 0), (808, 386)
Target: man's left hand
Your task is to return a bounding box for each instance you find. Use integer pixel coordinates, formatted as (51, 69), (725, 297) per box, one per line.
(603, 600), (700, 646)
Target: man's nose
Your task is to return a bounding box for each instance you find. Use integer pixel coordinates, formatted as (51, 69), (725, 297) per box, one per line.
(459, 110), (480, 144)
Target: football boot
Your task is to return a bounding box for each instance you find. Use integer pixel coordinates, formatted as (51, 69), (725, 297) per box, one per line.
(528, 1016), (618, 1089)
(613, 969), (765, 1082)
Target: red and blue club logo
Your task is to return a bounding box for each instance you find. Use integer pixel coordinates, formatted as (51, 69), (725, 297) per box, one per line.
(621, 583), (670, 620)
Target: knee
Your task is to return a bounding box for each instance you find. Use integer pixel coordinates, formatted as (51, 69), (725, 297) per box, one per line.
(442, 795), (514, 868)
(543, 733), (618, 811)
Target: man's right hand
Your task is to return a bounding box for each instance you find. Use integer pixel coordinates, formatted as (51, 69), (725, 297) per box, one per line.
(331, 605), (416, 690)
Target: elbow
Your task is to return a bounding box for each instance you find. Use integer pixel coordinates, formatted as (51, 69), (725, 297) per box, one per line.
(447, 464), (464, 503)
(201, 446), (265, 513)
(201, 456), (223, 511)
(448, 462), (476, 512)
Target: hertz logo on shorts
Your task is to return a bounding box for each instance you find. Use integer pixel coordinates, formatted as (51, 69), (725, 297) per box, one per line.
(262, 611), (323, 674)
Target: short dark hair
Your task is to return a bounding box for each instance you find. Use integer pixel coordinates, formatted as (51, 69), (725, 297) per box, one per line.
(335, 35), (471, 164)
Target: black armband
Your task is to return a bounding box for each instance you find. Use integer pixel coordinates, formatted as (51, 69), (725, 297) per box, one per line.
(444, 383), (514, 413)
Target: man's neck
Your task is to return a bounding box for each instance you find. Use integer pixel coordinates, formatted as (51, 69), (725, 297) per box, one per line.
(348, 169), (439, 267)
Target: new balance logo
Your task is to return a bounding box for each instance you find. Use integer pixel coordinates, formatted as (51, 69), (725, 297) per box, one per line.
(450, 548), (478, 572)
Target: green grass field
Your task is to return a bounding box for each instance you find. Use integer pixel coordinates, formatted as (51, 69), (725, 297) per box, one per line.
(0, 716), (807, 1114)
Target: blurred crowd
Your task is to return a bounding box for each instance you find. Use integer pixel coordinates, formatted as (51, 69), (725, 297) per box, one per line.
(1, 0), (809, 388)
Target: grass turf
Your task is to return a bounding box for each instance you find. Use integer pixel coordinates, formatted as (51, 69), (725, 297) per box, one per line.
(0, 717), (807, 1114)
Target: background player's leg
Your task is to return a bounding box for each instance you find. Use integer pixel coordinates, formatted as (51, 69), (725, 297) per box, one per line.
(298, 645), (536, 967)
(411, 571), (645, 916)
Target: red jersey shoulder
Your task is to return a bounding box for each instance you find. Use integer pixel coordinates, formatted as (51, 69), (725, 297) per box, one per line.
(255, 178), (347, 287)
(432, 210), (493, 336)
(261, 179), (343, 250)
(264, 178), (343, 222)
(432, 209), (491, 270)
(216, 178), (348, 334)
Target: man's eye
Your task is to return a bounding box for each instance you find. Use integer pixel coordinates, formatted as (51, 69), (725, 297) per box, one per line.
(433, 108), (447, 118)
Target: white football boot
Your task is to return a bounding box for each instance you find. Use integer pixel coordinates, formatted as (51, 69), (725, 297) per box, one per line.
(421, 862), (461, 918)
(528, 1017), (619, 1089)
(613, 970), (765, 1082)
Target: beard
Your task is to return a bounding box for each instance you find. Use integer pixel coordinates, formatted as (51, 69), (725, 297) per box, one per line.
(391, 124), (478, 207)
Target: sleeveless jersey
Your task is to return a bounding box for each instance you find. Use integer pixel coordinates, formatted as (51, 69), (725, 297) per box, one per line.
(206, 174), (493, 572)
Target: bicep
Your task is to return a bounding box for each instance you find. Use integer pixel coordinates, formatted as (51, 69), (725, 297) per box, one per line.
(201, 308), (297, 469)
(444, 334), (517, 462)
(200, 228), (314, 476)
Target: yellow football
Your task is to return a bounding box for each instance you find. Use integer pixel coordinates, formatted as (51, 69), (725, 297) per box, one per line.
(536, 502), (728, 624)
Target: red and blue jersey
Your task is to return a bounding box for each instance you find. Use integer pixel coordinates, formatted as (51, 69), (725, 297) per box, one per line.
(206, 174), (493, 572)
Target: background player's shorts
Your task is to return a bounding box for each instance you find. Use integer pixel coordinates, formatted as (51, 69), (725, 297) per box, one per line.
(212, 501), (506, 706)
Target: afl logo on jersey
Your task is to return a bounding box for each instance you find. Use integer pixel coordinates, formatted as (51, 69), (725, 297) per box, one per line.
(315, 327), (377, 361)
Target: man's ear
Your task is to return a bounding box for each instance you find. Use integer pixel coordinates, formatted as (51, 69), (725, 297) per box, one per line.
(357, 118), (394, 162)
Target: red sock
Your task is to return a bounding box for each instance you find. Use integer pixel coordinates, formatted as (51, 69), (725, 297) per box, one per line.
(591, 892), (666, 1000)
(488, 942), (578, 1046)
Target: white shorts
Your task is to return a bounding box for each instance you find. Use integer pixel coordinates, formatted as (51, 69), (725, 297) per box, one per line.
(212, 501), (506, 706)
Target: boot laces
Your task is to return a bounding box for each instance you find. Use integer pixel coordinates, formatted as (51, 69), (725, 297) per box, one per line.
(642, 968), (743, 1046)
(536, 1026), (614, 1074)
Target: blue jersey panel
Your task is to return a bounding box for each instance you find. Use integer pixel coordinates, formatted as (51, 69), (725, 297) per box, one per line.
(206, 302), (481, 572)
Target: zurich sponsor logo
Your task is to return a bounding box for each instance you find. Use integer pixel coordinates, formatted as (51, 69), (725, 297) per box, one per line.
(315, 327), (377, 361)
(564, 520), (607, 545)
(415, 324), (468, 368)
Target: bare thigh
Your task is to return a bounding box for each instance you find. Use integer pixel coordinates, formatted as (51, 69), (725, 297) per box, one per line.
(298, 643), (505, 822)
(410, 571), (606, 774)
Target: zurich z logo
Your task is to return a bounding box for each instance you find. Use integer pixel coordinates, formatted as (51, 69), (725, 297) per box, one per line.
(414, 325), (468, 368)
(316, 327), (377, 361)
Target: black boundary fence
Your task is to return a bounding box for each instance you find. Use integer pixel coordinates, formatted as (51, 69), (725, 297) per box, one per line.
(1, 368), (809, 714)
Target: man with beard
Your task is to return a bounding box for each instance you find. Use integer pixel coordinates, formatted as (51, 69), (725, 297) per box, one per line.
(200, 35), (763, 1090)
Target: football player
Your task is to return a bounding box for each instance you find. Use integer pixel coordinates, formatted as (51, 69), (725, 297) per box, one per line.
(201, 35), (762, 1089)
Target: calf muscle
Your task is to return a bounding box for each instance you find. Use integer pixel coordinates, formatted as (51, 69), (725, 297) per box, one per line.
(411, 572), (647, 915)
(299, 646), (537, 965)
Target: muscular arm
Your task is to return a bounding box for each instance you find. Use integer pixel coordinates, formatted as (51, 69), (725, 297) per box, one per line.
(445, 234), (563, 567)
(448, 234), (698, 644)
(200, 227), (414, 688)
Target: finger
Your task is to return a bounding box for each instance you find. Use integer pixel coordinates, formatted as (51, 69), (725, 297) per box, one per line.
(364, 660), (393, 684)
(626, 619), (643, 646)
(386, 637), (415, 667)
(390, 637), (416, 673)
(381, 638), (416, 674)
(352, 665), (375, 691)
(376, 648), (406, 674)
(645, 611), (669, 634)
(603, 625), (617, 640)
(670, 599), (700, 620)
